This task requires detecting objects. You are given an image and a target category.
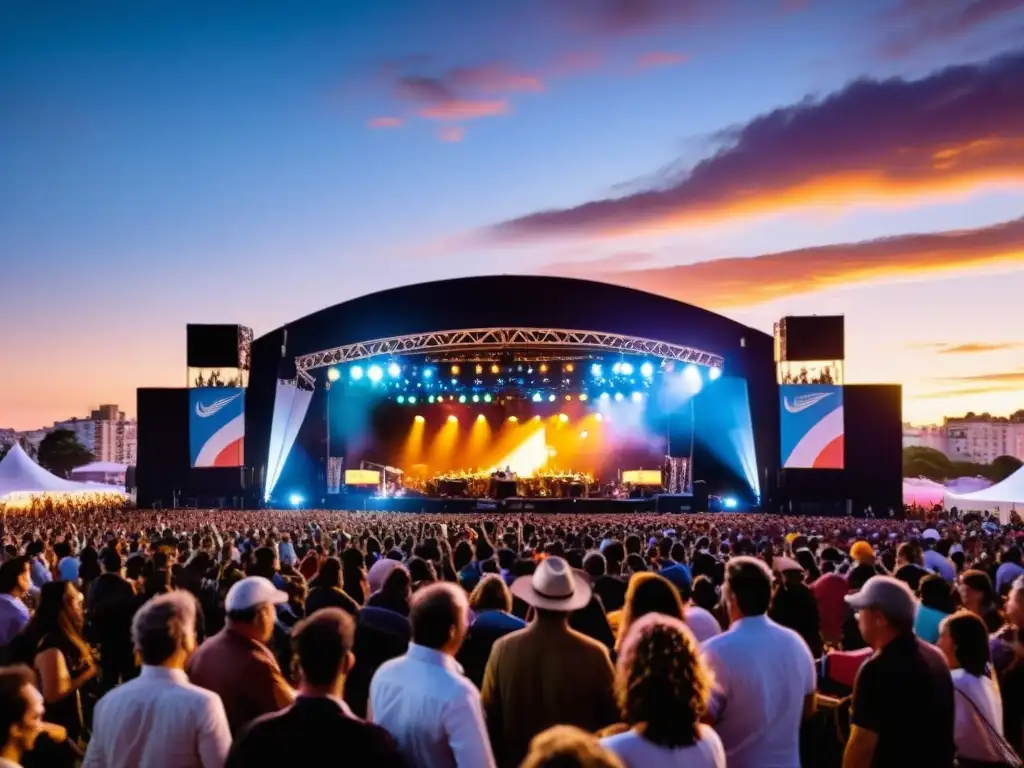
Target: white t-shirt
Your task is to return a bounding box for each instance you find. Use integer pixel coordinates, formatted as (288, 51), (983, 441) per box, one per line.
(702, 615), (815, 768)
(601, 725), (726, 768)
(951, 669), (1004, 763)
(684, 605), (722, 644)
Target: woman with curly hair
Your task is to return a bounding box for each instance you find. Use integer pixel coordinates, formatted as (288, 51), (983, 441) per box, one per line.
(600, 613), (725, 767)
(612, 572), (684, 652)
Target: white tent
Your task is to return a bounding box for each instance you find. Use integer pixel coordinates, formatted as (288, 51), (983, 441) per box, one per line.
(0, 444), (126, 503)
(70, 461), (127, 476)
(945, 465), (1024, 524)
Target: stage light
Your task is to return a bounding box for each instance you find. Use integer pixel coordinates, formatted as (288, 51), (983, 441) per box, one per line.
(539, 363), (548, 374)
(532, 393), (542, 403)
(508, 415), (518, 423)
(350, 365), (364, 381)
(548, 394), (556, 402)
(565, 394), (572, 401)
(612, 362), (621, 374)
(288, 493), (304, 507)
(450, 378), (458, 386)
(600, 392), (610, 401)
(414, 414), (425, 424)
(367, 365), (383, 383)
(475, 364), (483, 375)
(428, 395), (435, 403)
(387, 362), (401, 378)
(472, 394), (480, 403)
(709, 366), (722, 381)
(579, 393), (588, 401)
(397, 395), (406, 404)
(490, 364), (500, 374)
(476, 413), (486, 422)
(483, 393), (492, 403)
(327, 367), (341, 382)
(640, 362), (654, 377)
(408, 396), (417, 404)
(558, 413), (568, 423)
(451, 364), (461, 375)
(579, 430), (588, 439)
(565, 363), (575, 373)
(723, 496), (738, 509)
(423, 367), (434, 379)
(532, 415), (540, 421)
(614, 392), (624, 402)
(591, 363), (602, 377)
(448, 414), (458, 423)
(620, 362), (634, 376)
(631, 391), (643, 403)
(459, 395), (467, 403)
(683, 364), (703, 394)
(595, 413), (603, 422)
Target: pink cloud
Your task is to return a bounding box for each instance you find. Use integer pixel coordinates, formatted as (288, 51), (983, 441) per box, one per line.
(449, 64), (544, 93)
(419, 99), (509, 120)
(438, 125), (466, 143)
(367, 116), (404, 129)
(636, 51), (690, 69)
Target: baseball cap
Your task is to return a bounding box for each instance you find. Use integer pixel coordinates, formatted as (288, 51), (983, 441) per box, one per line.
(850, 540), (875, 563)
(225, 576), (288, 613)
(844, 576), (915, 627)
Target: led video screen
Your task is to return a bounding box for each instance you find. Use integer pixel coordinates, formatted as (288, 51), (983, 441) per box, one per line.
(779, 384), (844, 469)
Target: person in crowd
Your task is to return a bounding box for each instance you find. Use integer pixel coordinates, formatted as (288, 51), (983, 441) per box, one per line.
(669, 570), (721, 644)
(768, 562), (823, 658)
(589, 547), (627, 613)
(367, 565), (413, 616)
(843, 576), (955, 767)
(343, 603), (411, 718)
(84, 591), (231, 768)
(305, 556), (360, 616)
(612, 572), (684, 651)
(914, 574), (956, 644)
(600, 613), (726, 767)
(922, 533), (957, 582)
(23, 544), (49, 592)
(458, 575), (526, 689)
(995, 547), (1024, 595)
(959, 570), (1004, 633)
(0, 560), (31, 657)
(701, 556), (816, 768)
(54, 542), (79, 584)
(0, 665), (46, 768)
(370, 582), (495, 768)
(341, 548), (369, 605)
(187, 576), (295, 735)
(11, 581), (93, 767)
(226, 608), (403, 767)
(893, 542), (929, 592)
(990, 576), (1024, 756)
(522, 726), (625, 768)
(482, 556), (618, 768)
(812, 560), (851, 647)
(937, 611), (1011, 765)
(87, 548), (138, 693)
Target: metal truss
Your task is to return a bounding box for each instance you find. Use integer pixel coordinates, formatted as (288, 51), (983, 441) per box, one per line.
(295, 327), (724, 372)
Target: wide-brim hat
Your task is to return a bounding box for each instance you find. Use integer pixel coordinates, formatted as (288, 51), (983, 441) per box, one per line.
(510, 556), (591, 612)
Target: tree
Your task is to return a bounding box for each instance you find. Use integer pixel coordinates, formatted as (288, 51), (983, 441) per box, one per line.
(36, 429), (93, 478)
(988, 455), (1023, 483)
(903, 447), (953, 481)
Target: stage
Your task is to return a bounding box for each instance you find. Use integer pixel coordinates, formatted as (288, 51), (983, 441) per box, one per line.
(317, 492), (702, 514)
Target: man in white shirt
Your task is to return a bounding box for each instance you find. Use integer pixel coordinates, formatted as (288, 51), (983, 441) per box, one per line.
(370, 582), (495, 768)
(85, 591), (231, 768)
(702, 557), (816, 768)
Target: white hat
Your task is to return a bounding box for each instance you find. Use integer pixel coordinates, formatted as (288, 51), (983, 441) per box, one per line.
(510, 556), (591, 612)
(225, 576), (288, 613)
(772, 556), (804, 573)
(921, 528), (940, 541)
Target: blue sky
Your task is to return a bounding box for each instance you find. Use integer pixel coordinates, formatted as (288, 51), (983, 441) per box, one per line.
(1, 0), (1023, 429)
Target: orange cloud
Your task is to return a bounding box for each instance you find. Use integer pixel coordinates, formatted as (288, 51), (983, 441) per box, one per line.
(936, 342), (1022, 354)
(554, 215), (1024, 309)
(419, 99), (508, 120)
(490, 51), (1024, 242)
(438, 125), (466, 143)
(368, 116), (403, 129)
(637, 51), (689, 69)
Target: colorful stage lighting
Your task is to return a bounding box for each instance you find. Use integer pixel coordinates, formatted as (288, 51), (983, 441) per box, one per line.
(558, 413), (568, 423)
(450, 378), (458, 386)
(476, 414), (486, 422)
(451, 364), (461, 375)
(458, 395), (467, 403)
(448, 414), (458, 423)
(600, 392), (610, 401)
(565, 395), (572, 401)
(591, 363), (602, 377)
(387, 362), (402, 378)
(350, 365), (364, 380)
(508, 415), (518, 423)
(397, 395), (406, 404)
(532, 393), (542, 402)
(640, 362), (654, 377)
(427, 395), (435, 403)
(595, 413), (603, 422)
(620, 362), (634, 375)
(579, 393), (588, 401)
(614, 392), (624, 402)
(408, 396), (417, 404)
(367, 365), (383, 383)
(683, 364), (703, 394)
(565, 363), (575, 373)
(472, 394), (480, 403)
(475, 364), (483, 375)
(548, 394), (556, 402)
(414, 415), (425, 424)
(723, 496), (738, 509)
(611, 362), (621, 374)
(709, 366), (722, 381)
(490, 364), (500, 374)
(631, 391), (643, 403)
(580, 430), (588, 439)
(327, 367), (341, 382)
(423, 367), (434, 379)
(539, 363), (548, 373)
(288, 493), (304, 507)
(483, 393), (492, 403)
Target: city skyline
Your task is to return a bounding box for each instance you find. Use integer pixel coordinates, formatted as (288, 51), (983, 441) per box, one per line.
(2, 1), (1023, 431)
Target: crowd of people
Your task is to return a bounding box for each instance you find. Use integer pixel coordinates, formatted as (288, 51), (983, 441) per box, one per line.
(0, 504), (1019, 767)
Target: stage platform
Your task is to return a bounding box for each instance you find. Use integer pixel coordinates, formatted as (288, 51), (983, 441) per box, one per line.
(330, 493), (701, 514)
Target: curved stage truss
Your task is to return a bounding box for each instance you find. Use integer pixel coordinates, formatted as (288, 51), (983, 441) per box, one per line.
(295, 327), (726, 382)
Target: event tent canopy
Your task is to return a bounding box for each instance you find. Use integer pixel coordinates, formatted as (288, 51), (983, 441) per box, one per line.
(70, 461), (127, 476)
(945, 465), (1024, 524)
(0, 444), (125, 500)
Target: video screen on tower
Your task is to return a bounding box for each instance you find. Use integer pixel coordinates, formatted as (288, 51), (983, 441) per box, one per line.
(780, 384), (844, 469)
(189, 387), (245, 467)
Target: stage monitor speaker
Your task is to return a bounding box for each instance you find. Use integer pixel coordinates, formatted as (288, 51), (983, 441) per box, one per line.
(692, 481), (709, 512)
(494, 480), (518, 500)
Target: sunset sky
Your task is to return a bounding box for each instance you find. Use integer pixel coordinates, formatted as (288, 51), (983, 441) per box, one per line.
(2, 0), (1023, 431)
